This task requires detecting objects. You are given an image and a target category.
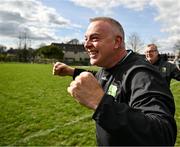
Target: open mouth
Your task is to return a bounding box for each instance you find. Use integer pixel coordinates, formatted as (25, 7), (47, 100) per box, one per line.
(88, 50), (98, 58)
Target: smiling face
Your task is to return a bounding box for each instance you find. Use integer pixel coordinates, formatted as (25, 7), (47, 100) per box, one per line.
(84, 20), (124, 68)
(145, 44), (159, 64)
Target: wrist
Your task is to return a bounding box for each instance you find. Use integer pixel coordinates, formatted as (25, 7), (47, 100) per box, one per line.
(68, 67), (75, 76)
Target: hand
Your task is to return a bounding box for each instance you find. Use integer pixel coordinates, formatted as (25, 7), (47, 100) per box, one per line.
(67, 72), (104, 110)
(53, 62), (75, 76)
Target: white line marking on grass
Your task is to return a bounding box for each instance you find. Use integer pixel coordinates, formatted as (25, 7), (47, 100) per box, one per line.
(13, 114), (91, 145)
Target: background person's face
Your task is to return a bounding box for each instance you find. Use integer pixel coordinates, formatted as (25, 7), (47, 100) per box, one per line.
(84, 21), (117, 68)
(145, 46), (159, 64)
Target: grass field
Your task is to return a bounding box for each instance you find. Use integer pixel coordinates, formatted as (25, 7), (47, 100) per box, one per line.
(0, 63), (179, 146)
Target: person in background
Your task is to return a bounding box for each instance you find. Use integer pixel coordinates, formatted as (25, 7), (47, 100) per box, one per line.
(173, 50), (180, 70)
(53, 17), (177, 146)
(145, 44), (180, 87)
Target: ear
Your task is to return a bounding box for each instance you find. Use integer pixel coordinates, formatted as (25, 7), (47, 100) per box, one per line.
(114, 35), (122, 49)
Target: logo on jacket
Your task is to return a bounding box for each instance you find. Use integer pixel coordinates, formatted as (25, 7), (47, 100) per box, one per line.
(107, 84), (117, 97)
(161, 67), (167, 72)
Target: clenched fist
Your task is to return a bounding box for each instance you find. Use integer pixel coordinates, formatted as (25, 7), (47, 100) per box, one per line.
(67, 71), (104, 110)
(53, 62), (75, 76)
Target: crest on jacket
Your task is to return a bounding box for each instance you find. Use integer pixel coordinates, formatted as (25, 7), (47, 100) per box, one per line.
(161, 67), (167, 72)
(107, 84), (117, 97)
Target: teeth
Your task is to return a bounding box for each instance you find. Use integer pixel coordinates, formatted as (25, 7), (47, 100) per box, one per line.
(89, 51), (97, 58)
(90, 52), (97, 55)
(90, 51), (96, 54)
(87, 49), (98, 58)
(89, 50), (97, 53)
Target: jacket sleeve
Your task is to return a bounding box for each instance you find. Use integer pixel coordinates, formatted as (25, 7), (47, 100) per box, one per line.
(73, 68), (97, 79)
(92, 68), (177, 146)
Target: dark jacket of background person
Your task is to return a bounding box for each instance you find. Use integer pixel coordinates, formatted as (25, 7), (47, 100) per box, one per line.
(73, 51), (177, 146)
(152, 55), (180, 87)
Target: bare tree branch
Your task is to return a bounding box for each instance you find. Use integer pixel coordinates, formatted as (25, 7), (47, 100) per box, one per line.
(126, 32), (144, 53)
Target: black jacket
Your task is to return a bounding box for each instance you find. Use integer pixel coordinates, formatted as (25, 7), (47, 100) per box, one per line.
(152, 56), (180, 87)
(73, 51), (177, 146)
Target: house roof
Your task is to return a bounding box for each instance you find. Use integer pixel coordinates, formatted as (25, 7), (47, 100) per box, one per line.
(51, 42), (85, 52)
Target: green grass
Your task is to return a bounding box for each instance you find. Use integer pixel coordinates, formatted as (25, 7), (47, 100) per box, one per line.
(172, 80), (180, 146)
(0, 63), (179, 146)
(0, 63), (96, 146)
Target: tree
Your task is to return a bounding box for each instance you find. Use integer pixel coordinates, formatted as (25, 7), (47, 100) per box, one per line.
(0, 45), (7, 61)
(36, 45), (64, 60)
(17, 49), (29, 62)
(126, 32), (144, 53)
(0, 45), (6, 53)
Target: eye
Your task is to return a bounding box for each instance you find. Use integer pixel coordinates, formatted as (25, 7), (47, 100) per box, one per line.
(84, 34), (100, 43)
(84, 37), (87, 42)
(91, 36), (99, 42)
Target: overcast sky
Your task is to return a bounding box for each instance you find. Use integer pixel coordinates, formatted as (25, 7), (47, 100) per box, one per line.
(0, 0), (180, 53)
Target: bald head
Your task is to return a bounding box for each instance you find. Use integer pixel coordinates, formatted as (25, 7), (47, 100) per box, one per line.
(90, 17), (125, 48)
